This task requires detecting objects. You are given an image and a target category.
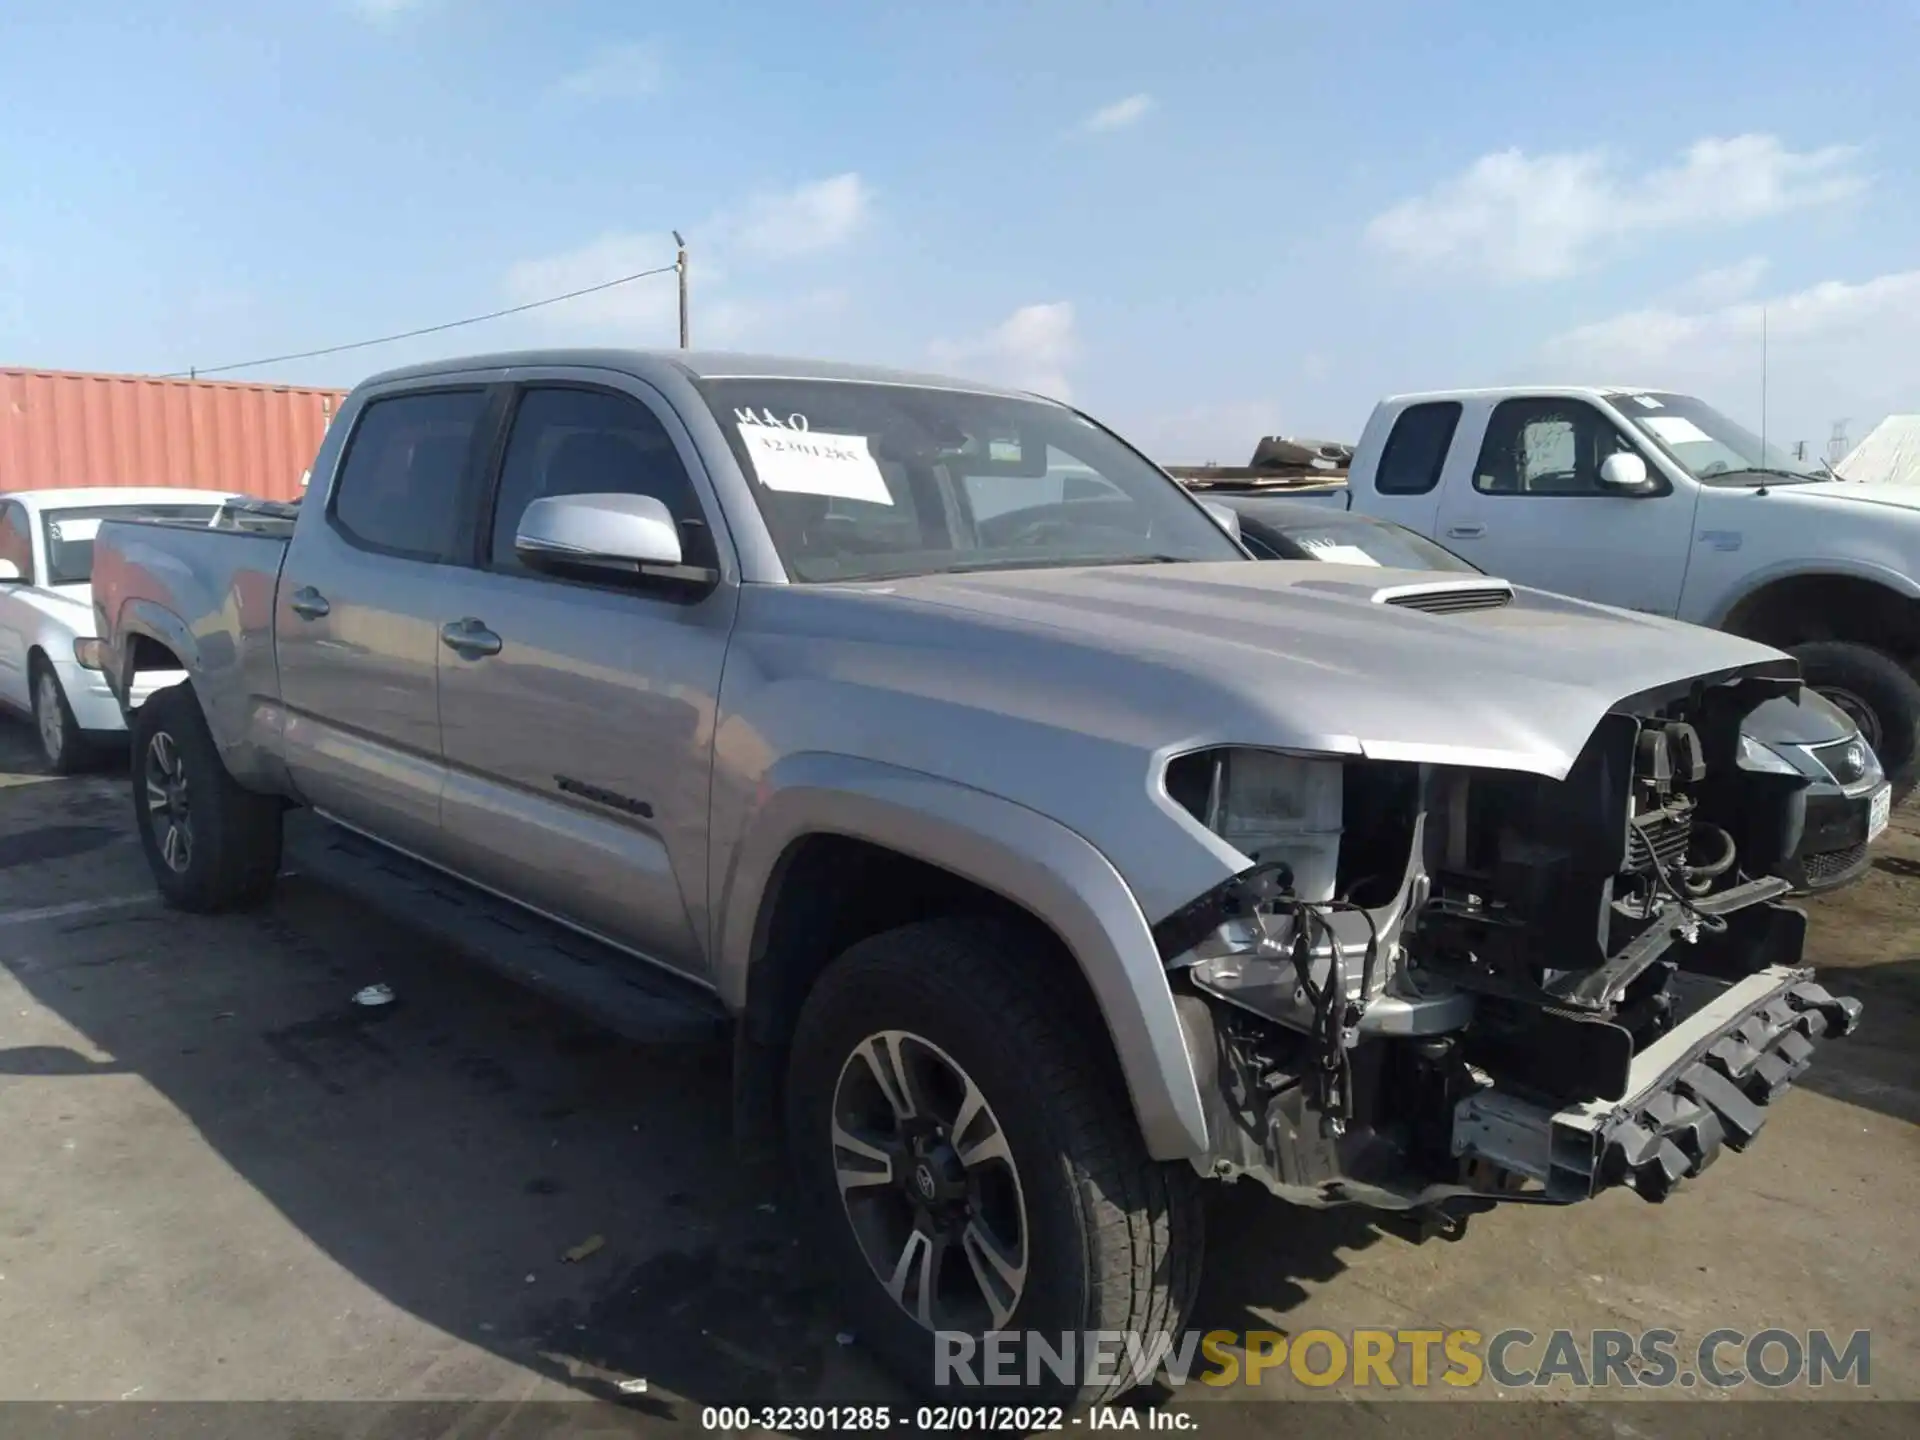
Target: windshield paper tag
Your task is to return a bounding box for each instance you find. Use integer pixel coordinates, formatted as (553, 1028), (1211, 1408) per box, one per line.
(1642, 415), (1713, 445)
(48, 518), (104, 543)
(738, 423), (892, 505)
(1298, 539), (1383, 566)
(1631, 394), (1664, 409)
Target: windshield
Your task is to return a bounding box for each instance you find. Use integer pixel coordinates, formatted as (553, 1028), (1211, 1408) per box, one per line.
(42, 504), (222, 586)
(1611, 392), (1827, 486)
(696, 379), (1244, 582)
(1247, 510), (1481, 572)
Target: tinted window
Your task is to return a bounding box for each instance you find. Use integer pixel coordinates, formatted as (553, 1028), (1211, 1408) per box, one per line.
(1260, 514), (1481, 572)
(1374, 402), (1461, 495)
(488, 387), (711, 573)
(332, 390), (488, 559)
(1473, 399), (1640, 496)
(41, 504), (222, 586)
(696, 379), (1241, 583)
(0, 503), (32, 581)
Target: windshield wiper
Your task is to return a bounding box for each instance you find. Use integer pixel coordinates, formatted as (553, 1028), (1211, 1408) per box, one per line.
(1709, 466), (1821, 486)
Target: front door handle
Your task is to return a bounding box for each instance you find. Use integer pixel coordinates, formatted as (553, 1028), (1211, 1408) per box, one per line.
(289, 586), (331, 620)
(440, 618), (503, 659)
(1445, 523), (1486, 539)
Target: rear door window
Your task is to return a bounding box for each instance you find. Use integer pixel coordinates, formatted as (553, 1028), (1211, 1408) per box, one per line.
(331, 390), (489, 560)
(1375, 402), (1462, 495)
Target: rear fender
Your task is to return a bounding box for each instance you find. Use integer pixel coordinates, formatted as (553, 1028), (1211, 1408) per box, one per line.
(107, 599), (198, 709)
(108, 599), (289, 793)
(714, 753), (1211, 1159)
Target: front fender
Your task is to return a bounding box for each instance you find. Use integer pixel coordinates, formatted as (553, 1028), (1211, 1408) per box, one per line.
(713, 752), (1211, 1160)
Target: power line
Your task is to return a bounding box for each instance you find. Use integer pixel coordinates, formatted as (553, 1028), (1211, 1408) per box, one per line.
(166, 261), (681, 380)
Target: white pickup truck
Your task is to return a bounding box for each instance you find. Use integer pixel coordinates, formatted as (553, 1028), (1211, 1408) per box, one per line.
(1310, 386), (1920, 798)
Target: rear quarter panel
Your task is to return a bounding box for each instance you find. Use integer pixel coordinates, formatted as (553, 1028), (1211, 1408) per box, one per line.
(93, 520), (292, 791)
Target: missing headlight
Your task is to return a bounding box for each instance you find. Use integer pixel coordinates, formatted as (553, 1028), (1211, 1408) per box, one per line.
(1166, 748), (1344, 902)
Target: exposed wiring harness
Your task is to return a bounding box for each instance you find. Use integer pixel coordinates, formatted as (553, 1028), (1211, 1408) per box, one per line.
(1280, 895), (1382, 1137)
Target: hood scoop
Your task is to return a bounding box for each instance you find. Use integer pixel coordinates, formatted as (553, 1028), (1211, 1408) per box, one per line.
(1373, 578), (1514, 615)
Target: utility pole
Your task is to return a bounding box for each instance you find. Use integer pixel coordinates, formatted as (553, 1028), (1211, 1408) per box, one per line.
(674, 231), (689, 349)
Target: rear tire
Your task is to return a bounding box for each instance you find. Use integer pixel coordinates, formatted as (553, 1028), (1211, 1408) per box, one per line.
(130, 683), (283, 912)
(1790, 640), (1920, 803)
(30, 659), (92, 775)
(785, 917), (1205, 1409)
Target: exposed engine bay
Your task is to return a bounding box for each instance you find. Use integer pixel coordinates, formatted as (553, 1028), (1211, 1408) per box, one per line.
(1156, 667), (1862, 1212)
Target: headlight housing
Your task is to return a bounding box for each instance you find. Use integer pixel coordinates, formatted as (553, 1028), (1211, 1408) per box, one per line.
(1169, 748), (1344, 902)
(1806, 735), (1883, 790)
(73, 638), (108, 671)
(1737, 734), (1800, 777)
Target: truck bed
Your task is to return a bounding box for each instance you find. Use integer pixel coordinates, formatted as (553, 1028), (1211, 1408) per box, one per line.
(91, 517), (291, 782)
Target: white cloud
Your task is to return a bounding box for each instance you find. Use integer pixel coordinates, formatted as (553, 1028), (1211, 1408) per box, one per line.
(1367, 135), (1864, 281)
(929, 302), (1079, 399)
(555, 41), (664, 102)
(347, 0), (429, 19)
(700, 288), (849, 348)
(1670, 256), (1770, 308)
(1540, 268), (1920, 448)
(1080, 94), (1155, 134)
(499, 173), (871, 348)
(502, 233), (683, 340)
(723, 173), (871, 259)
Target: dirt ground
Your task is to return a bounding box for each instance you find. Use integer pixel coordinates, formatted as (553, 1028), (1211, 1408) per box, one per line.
(0, 717), (1913, 1439)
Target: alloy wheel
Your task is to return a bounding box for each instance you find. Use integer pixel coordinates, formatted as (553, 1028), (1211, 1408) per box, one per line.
(830, 1029), (1029, 1332)
(144, 731), (193, 873)
(35, 670), (66, 767)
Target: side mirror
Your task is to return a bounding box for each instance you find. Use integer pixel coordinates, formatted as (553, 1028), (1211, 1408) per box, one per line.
(1199, 499), (1242, 541)
(1597, 451), (1653, 493)
(0, 558), (22, 582)
(516, 493), (709, 583)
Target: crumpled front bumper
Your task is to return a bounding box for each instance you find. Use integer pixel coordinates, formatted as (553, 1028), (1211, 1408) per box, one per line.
(1452, 967), (1861, 1203)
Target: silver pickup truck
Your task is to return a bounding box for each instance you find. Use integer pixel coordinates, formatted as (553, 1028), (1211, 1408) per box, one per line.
(91, 349), (1860, 1405)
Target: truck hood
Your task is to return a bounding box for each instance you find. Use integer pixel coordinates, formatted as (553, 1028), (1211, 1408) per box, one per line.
(1763, 480), (1920, 515)
(857, 560), (1792, 779)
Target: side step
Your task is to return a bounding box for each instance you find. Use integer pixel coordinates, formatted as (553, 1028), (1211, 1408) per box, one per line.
(282, 812), (729, 1045)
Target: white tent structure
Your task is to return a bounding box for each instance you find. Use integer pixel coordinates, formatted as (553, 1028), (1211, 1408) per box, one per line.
(1838, 415), (1920, 487)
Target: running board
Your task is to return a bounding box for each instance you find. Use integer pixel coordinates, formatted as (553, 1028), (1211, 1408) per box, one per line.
(282, 812), (729, 1045)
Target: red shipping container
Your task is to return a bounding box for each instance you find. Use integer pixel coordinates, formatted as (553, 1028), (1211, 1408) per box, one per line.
(0, 367), (348, 502)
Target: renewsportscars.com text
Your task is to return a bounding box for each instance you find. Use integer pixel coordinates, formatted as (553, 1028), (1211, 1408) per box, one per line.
(935, 1327), (1872, 1391)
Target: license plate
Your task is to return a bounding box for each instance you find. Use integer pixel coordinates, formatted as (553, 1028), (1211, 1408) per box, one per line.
(1868, 783), (1892, 842)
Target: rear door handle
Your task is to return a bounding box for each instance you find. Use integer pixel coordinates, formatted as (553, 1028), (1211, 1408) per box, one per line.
(289, 586), (331, 620)
(440, 618), (503, 659)
(1445, 523), (1486, 539)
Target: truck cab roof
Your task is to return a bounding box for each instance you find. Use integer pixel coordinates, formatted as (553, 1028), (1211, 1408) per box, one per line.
(359, 348), (1046, 402)
(1376, 384), (1671, 408)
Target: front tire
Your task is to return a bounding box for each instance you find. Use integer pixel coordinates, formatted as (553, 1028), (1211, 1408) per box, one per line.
(130, 684), (283, 912)
(1791, 640), (1920, 803)
(30, 660), (91, 775)
(785, 918), (1205, 1409)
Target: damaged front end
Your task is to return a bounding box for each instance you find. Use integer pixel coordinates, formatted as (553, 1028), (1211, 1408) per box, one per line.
(1156, 667), (1862, 1211)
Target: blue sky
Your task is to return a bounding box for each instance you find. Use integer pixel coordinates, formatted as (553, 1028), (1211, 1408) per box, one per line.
(3, 0), (1918, 461)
